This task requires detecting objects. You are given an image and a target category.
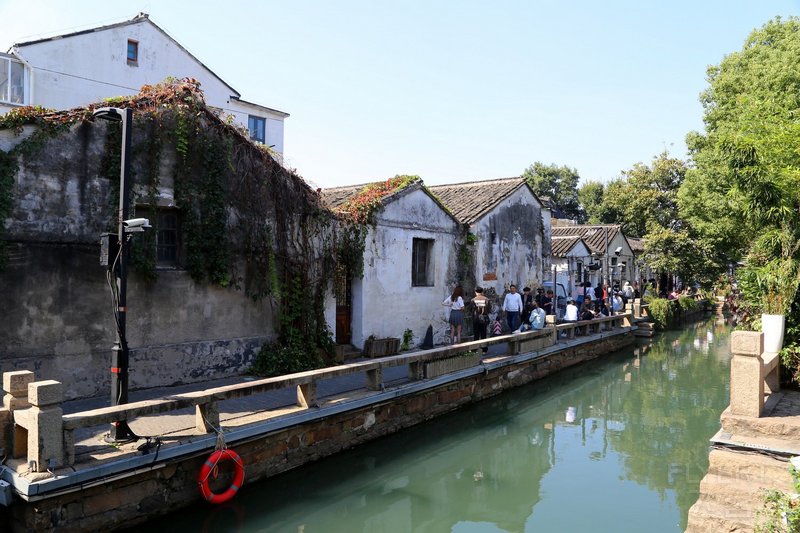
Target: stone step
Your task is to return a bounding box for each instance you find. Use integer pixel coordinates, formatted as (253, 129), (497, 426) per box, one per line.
(720, 395), (800, 442)
(685, 498), (755, 533)
(696, 473), (780, 511)
(706, 449), (795, 487)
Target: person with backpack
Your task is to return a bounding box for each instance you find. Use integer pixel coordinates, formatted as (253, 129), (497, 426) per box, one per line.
(470, 287), (491, 352)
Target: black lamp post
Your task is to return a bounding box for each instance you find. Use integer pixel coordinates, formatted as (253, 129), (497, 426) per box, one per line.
(94, 106), (142, 443)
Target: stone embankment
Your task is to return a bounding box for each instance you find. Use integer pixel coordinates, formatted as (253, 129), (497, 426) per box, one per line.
(686, 332), (800, 532)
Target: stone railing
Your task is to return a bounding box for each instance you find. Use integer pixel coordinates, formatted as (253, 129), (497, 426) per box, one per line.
(0, 314), (633, 472)
(729, 331), (780, 417)
(0, 314), (631, 472)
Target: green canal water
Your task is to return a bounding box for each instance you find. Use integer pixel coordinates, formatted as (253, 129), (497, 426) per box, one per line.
(149, 317), (732, 533)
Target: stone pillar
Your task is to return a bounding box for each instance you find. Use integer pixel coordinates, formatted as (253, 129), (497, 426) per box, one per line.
(1, 371), (35, 455)
(729, 331), (765, 417)
(13, 380), (64, 471)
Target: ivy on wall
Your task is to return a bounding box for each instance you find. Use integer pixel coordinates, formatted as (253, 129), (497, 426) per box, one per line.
(0, 79), (370, 374)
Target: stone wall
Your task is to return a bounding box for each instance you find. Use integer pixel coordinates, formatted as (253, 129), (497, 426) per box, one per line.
(0, 333), (633, 531)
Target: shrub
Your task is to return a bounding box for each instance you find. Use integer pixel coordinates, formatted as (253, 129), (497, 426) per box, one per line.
(677, 295), (699, 314)
(250, 340), (323, 378)
(648, 298), (674, 330)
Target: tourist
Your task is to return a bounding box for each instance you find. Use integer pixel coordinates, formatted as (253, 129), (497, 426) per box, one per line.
(530, 301), (547, 330)
(521, 287), (534, 326)
(502, 284), (523, 332)
(612, 291), (623, 313)
(442, 285), (465, 343)
(542, 289), (555, 315)
(622, 281), (634, 305)
(470, 287), (491, 353)
(564, 298), (579, 322)
(581, 301), (596, 321)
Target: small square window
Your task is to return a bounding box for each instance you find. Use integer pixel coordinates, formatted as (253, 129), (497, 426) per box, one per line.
(127, 40), (139, 64)
(248, 115), (266, 144)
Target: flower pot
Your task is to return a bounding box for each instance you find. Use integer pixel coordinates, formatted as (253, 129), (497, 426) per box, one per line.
(761, 313), (786, 353)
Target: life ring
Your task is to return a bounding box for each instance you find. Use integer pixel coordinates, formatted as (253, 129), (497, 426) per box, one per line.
(198, 448), (245, 504)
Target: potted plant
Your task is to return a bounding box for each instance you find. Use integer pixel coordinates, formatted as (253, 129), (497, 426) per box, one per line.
(740, 229), (800, 353)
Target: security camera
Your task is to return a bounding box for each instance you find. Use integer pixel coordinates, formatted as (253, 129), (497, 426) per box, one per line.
(123, 218), (150, 228)
(122, 218), (151, 232)
(614, 246), (622, 256)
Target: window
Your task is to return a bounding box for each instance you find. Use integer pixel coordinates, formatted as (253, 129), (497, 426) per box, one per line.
(412, 238), (434, 287)
(0, 56), (25, 104)
(136, 208), (180, 267)
(576, 261), (583, 282)
(127, 40), (139, 64)
(248, 115), (266, 144)
(156, 211), (179, 266)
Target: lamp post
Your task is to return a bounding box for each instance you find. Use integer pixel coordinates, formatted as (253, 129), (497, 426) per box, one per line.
(94, 107), (139, 443)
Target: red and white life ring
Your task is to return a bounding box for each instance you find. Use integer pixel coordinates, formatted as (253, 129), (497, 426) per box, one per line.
(198, 448), (245, 504)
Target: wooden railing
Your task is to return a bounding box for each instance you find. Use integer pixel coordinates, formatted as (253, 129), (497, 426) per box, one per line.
(2, 313), (633, 470)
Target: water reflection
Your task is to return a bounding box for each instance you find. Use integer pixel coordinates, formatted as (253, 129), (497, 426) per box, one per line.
(145, 318), (732, 533)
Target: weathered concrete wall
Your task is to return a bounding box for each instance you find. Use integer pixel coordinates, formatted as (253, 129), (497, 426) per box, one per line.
(1, 333), (633, 532)
(474, 186), (545, 294)
(1, 121), (277, 399)
(351, 186), (460, 348)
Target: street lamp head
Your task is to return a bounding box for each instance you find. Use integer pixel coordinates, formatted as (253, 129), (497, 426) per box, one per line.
(92, 107), (124, 122)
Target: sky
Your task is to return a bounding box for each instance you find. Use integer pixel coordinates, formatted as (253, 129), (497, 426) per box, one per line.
(2, 0), (799, 189)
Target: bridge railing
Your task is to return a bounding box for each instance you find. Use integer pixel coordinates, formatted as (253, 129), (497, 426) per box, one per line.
(1, 313), (633, 471)
(729, 331), (780, 418)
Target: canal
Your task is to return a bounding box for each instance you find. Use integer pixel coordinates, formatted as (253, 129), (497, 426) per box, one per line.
(146, 317), (732, 532)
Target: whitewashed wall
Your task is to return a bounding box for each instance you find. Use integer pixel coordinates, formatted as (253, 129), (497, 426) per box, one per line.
(473, 186), (545, 295)
(347, 188), (460, 349)
(11, 18), (286, 153)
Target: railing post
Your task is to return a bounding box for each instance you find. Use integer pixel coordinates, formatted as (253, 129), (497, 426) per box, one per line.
(195, 401), (220, 433)
(1, 371), (34, 456)
(366, 366), (383, 391)
(296, 381), (318, 408)
(730, 331), (766, 417)
(408, 361), (423, 380)
(13, 380), (64, 471)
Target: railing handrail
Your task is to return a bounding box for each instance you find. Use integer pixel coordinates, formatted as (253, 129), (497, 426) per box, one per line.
(62, 324), (571, 430)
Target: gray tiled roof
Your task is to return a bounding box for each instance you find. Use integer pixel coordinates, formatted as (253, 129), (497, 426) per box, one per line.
(551, 225), (622, 255)
(428, 177), (536, 225)
(319, 183), (371, 209)
(551, 236), (587, 257)
(628, 237), (645, 253)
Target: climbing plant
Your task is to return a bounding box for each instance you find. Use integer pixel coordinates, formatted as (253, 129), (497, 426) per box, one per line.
(0, 79), (368, 376)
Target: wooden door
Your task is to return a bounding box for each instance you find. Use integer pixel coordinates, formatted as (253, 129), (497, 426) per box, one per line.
(334, 268), (352, 345)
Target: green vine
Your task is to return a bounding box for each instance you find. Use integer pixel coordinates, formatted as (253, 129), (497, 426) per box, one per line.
(2, 79), (368, 376)
(0, 107), (78, 270)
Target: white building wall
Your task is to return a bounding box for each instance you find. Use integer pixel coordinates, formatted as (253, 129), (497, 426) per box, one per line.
(472, 186), (544, 295)
(11, 18), (286, 153)
(349, 188), (459, 349)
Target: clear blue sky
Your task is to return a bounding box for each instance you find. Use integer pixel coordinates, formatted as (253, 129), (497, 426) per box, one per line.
(3, 1), (799, 188)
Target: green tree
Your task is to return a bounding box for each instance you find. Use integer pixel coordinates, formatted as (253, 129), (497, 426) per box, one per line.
(522, 162), (584, 222)
(683, 16), (800, 382)
(577, 180), (616, 224)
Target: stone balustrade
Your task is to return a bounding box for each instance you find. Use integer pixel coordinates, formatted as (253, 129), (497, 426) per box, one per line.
(0, 313), (634, 472)
(729, 331), (780, 417)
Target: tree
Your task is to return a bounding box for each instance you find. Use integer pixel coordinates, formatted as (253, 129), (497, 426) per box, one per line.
(683, 16), (800, 383)
(577, 180), (616, 224)
(522, 162), (584, 222)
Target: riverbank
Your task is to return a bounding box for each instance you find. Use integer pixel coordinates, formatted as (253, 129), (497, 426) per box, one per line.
(0, 318), (635, 531)
(686, 331), (800, 532)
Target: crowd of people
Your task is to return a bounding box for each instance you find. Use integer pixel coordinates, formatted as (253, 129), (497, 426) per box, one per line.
(442, 280), (642, 346)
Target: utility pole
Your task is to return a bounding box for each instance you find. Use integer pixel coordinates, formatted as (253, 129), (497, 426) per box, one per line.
(94, 107), (141, 443)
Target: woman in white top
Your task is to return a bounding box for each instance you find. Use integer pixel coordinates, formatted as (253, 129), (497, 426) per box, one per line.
(442, 285), (465, 343)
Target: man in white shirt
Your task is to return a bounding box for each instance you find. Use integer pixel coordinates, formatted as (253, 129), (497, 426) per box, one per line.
(502, 284), (523, 332)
